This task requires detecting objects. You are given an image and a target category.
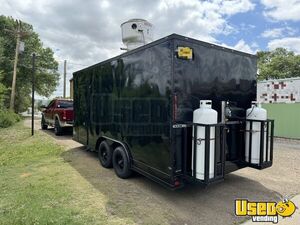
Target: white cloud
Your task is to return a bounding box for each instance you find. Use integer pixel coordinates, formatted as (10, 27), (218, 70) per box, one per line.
(240, 23), (256, 30)
(233, 39), (256, 54)
(221, 39), (257, 54)
(262, 28), (283, 38)
(155, 0), (255, 41)
(261, 0), (300, 21)
(262, 27), (296, 38)
(268, 37), (300, 54)
(157, 0), (255, 15)
(251, 42), (259, 49)
(218, 0), (255, 15)
(0, 0), (255, 96)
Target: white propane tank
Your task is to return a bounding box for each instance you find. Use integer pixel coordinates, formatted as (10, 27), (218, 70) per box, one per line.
(121, 19), (153, 51)
(245, 102), (267, 164)
(192, 100), (218, 180)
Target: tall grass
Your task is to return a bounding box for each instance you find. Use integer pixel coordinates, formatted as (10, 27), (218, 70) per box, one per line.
(0, 110), (22, 128)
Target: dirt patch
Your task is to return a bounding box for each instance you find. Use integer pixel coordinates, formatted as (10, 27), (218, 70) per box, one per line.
(62, 148), (289, 225)
(20, 172), (31, 178)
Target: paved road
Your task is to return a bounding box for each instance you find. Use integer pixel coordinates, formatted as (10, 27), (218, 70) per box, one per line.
(25, 119), (300, 225)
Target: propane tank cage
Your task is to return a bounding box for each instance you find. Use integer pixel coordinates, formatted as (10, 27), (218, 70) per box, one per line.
(243, 119), (274, 169)
(176, 118), (274, 186)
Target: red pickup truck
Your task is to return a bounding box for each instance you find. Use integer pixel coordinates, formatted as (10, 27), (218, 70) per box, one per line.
(41, 98), (74, 135)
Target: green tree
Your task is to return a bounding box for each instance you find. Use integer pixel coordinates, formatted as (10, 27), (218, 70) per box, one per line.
(0, 15), (59, 112)
(257, 48), (300, 80)
(0, 37), (8, 109)
(0, 71), (7, 110)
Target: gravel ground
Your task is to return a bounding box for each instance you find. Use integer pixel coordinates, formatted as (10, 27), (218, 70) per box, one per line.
(25, 119), (300, 225)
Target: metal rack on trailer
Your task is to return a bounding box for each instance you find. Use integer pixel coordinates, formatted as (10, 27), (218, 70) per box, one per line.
(174, 119), (274, 187)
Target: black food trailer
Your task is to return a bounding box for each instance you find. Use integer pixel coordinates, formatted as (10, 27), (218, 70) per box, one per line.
(73, 34), (274, 189)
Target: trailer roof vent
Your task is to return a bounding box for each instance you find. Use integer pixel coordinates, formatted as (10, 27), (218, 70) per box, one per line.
(121, 19), (153, 51)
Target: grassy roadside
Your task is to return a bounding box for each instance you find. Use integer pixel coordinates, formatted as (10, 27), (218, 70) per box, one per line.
(0, 122), (135, 225)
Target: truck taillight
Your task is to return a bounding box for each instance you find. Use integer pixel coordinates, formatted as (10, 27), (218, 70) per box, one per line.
(63, 111), (66, 120)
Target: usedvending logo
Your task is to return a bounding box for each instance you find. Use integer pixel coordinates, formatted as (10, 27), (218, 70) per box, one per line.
(235, 198), (297, 223)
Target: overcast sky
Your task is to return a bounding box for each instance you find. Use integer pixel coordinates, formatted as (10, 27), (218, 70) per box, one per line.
(1, 0), (300, 97)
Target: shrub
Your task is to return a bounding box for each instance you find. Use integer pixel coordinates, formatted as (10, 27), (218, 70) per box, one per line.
(0, 110), (22, 128)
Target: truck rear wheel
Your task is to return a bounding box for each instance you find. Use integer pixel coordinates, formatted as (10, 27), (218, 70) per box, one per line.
(98, 141), (112, 168)
(41, 116), (48, 130)
(54, 119), (62, 136)
(112, 146), (132, 179)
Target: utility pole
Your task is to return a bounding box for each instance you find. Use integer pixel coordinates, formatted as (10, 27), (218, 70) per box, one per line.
(31, 53), (36, 136)
(63, 60), (67, 98)
(5, 20), (29, 111)
(10, 23), (20, 111)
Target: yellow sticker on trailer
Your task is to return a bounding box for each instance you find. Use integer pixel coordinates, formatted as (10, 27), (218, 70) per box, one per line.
(177, 47), (193, 59)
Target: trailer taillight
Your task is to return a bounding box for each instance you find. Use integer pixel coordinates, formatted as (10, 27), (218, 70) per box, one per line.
(173, 94), (177, 121)
(174, 179), (181, 187)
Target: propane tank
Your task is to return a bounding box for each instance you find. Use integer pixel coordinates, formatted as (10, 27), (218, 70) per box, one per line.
(192, 100), (218, 180)
(245, 102), (267, 164)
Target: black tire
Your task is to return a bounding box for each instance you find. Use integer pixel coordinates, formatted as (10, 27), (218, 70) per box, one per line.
(112, 146), (132, 179)
(98, 141), (113, 168)
(54, 119), (62, 136)
(41, 116), (48, 130)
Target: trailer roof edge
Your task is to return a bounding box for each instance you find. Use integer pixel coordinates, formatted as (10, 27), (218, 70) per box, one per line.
(74, 33), (256, 75)
(170, 33), (257, 58)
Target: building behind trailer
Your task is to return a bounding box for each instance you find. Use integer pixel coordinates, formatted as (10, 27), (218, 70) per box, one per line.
(258, 77), (300, 139)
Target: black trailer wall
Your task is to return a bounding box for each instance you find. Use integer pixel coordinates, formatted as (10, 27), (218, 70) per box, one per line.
(173, 38), (257, 122)
(74, 40), (173, 182)
(172, 38), (257, 168)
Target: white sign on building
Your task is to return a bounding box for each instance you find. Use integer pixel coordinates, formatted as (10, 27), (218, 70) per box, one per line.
(257, 77), (300, 103)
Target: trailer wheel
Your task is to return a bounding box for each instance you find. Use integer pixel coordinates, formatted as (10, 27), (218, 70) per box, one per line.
(112, 146), (132, 179)
(41, 116), (48, 130)
(98, 141), (113, 168)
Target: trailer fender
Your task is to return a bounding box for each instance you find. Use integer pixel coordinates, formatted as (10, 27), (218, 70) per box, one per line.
(102, 136), (132, 167)
(95, 137), (107, 151)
